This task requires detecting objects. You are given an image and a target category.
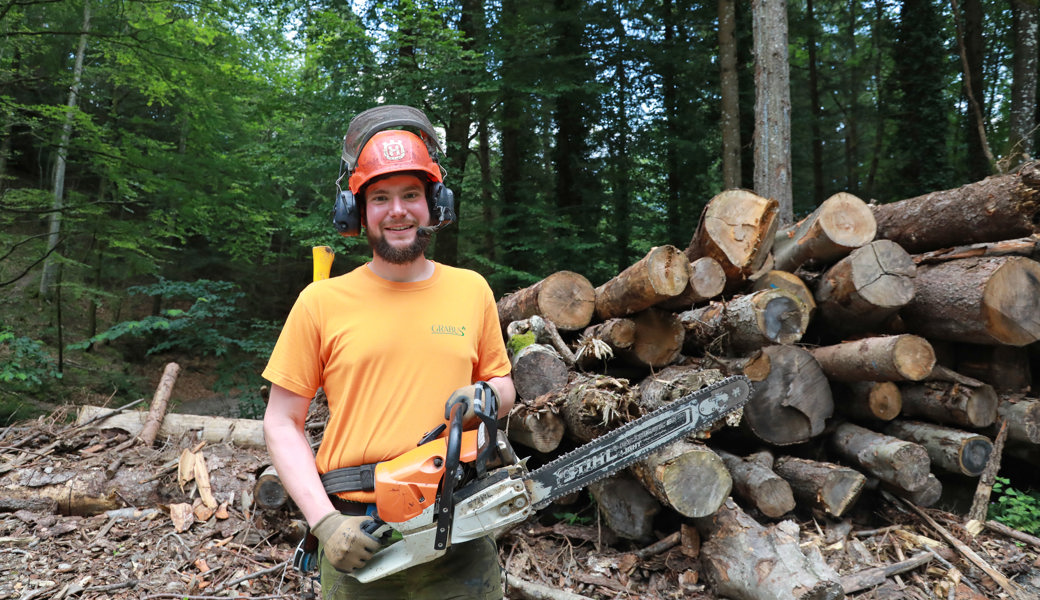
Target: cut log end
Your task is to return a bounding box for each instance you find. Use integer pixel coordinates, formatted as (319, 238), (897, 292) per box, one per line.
(981, 257), (1040, 346)
(893, 335), (938, 381)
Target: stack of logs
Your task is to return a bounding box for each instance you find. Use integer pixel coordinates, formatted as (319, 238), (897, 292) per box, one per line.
(497, 161), (1040, 599)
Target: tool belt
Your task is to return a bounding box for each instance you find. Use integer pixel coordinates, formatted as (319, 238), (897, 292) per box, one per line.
(320, 462), (379, 494)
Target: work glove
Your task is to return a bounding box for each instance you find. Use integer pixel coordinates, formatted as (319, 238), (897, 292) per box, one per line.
(444, 381), (498, 424)
(311, 511), (381, 573)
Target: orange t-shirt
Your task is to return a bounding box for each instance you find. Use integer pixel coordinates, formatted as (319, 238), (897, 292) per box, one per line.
(262, 262), (511, 502)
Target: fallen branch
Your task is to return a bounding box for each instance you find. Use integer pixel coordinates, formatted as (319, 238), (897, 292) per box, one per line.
(839, 551), (932, 594)
(984, 520), (1040, 550)
(632, 530), (680, 560)
(966, 418), (1008, 524)
(505, 573), (595, 600)
(894, 495), (1025, 599)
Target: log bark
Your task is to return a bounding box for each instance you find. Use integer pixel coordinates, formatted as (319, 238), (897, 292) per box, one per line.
(511, 343), (569, 401)
(594, 245), (689, 320)
(741, 345), (833, 446)
(840, 552), (933, 594)
(716, 449), (796, 519)
(76, 405), (267, 448)
(773, 192), (877, 272)
(814, 240), (916, 335)
(833, 381), (901, 421)
(616, 308), (685, 368)
(898, 381), (998, 428)
(587, 474), (661, 543)
(574, 318), (635, 369)
(656, 257), (727, 311)
(994, 398), (1040, 445)
(913, 233), (1040, 265)
(254, 465), (289, 510)
(750, 270), (816, 318)
(871, 161), (1040, 253)
(883, 420), (992, 477)
(685, 189), (779, 291)
(809, 335), (935, 382)
(831, 422), (931, 492)
(630, 440), (731, 518)
(900, 256), (1040, 346)
(139, 362), (181, 447)
(967, 420), (1008, 524)
(497, 271), (597, 332)
(680, 288), (810, 355)
(880, 473), (943, 508)
(773, 455), (866, 518)
(696, 499), (844, 600)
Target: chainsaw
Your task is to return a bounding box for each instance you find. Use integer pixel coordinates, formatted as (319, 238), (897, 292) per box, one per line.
(321, 375), (751, 583)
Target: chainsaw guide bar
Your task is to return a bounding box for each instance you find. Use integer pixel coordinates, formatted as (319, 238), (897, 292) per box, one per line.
(527, 375), (751, 509)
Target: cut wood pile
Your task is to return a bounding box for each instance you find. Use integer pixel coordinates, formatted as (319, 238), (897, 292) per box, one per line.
(495, 162), (1040, 599)
(2, 163), (1040, 599)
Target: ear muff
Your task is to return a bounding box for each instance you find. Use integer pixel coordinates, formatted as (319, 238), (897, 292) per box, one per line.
(333, 187), (362, 237)
(428, 182), (456, 229)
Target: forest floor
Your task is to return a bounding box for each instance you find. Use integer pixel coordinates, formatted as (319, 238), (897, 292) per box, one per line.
(3, 366), (1040, 600)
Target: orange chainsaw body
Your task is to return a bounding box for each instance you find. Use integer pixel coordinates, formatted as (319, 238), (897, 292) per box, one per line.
(372, 430), (482, 523)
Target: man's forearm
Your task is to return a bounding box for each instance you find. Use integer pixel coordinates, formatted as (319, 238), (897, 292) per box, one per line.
(486, 375), (516, 418)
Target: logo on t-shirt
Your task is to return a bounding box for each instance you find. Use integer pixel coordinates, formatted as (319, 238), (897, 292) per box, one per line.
(431, 324), (466, 336)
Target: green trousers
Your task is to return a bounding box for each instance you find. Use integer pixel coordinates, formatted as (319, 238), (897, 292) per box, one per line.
(319, 536), (503, 600)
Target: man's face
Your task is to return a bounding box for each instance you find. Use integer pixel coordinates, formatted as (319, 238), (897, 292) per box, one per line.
(364, 173), (431, 264)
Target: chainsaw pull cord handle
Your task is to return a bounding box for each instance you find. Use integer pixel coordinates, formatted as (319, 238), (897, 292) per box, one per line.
(473, 383), (498, 478)
(434, 402), (464, 551)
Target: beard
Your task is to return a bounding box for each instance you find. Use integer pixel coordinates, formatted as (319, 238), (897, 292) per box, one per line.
(367, 227), (431, 264)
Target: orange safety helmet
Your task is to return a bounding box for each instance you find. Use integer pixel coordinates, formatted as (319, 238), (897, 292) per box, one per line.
(347, 129), (443, 195)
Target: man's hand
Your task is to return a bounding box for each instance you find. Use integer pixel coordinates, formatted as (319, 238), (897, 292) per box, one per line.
(444, 381), (498, 423)
(311, 511), (381, 573)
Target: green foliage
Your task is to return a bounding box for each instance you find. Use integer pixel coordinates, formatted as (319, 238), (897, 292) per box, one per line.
(988, 477), (1040, 536)
(0, 330), (62, 393)
(553, 511), (593, 526)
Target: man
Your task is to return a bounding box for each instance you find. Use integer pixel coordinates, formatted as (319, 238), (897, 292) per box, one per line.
(263, 108), (515, 599)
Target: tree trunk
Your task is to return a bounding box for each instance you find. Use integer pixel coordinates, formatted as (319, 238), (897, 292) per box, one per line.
(833, 381), (901, 421)
(870, 161), (1040, 253)
(594, 245), (689, 320)
(684, 189), (779, 290)
(772, 192), (877, 272)
(751, 0), (794, 224)
(719, 0), (742, 189)
(680, 288), (811, 356)
(1008, 0), (1038, 169)
(953, 343), (1033, 393)
(813, 240), (916, 335)
(830, 422), (931, 492)
(40, 1), (91, 300)
(717, 449), (796, 519)
(635, 366), (725, 414)
(883, 420), (992, 477)
(616, 308), (685, 368)
(498, 271), (597, 332)
(808, 335), (935, 382)
(138, 362), (181, 447)
(656, 257), (727, 311)
(903, 256), (1040, 346)
(511, 343), (569, 402)
(697, 499), (844, 600)
(630, 440), (731, 518)
(773, 455), (866, 518)
(898, 380), (998, 429)
(740, 345), (833, 446)
(912, 233), (1040, 265)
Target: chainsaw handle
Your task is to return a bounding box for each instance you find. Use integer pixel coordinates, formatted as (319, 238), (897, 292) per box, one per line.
(434, 402), (464, 550)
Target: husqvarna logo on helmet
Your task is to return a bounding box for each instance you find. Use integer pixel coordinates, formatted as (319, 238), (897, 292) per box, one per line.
(382, 140), (406, 161)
